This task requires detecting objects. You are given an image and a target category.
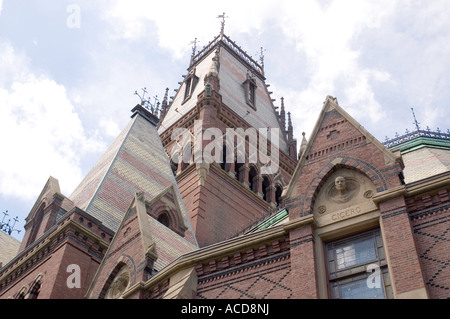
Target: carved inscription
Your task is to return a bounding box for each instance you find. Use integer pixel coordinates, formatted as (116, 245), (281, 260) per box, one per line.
(313, 168), (377, 226)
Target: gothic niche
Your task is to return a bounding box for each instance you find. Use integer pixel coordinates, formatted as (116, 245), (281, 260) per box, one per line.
(105, 265), (130, 299)
(313, 168), (376, 223)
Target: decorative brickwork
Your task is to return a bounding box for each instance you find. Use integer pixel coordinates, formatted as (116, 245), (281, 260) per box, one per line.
(196, 239), (291, 299)
(412, 203), (450, 298)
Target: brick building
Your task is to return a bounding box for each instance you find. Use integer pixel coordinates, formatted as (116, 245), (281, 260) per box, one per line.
(1, 27), (450, 300)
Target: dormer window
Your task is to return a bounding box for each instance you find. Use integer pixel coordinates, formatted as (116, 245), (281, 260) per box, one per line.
(243, 71), (257, 109)
(182, 68), (199, 104)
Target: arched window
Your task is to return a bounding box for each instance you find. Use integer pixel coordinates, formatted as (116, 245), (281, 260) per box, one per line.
(262, 176), (271, 202)
(220, 144), (228, 171)
(157, 212), (171, 228)
(275, 185), (283, 207)
(249, 166), (258, 193)
(28, 275), (42, 299)
(16, 287), (27, 299)
(104, 264), (130, 299)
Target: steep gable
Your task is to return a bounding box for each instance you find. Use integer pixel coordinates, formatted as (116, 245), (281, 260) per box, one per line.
(86, 191), (197, 299)
(284, 96), (404, 220)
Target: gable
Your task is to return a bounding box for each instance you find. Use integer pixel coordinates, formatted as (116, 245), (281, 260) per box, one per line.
(283, 96), (404, 219)
(86, 191), (198, 299)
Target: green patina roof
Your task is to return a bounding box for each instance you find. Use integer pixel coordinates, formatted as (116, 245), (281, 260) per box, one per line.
(246, 208), (289, 234)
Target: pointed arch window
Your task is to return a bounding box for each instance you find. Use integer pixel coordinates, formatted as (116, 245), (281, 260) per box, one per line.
(182, 68), (199, 104)
(262, 176), (271, 202)
(275, 185), (283, 207)
(157, 211), (171, 228)
(243, 72), (257, 109)
(249, 166), (258, 193)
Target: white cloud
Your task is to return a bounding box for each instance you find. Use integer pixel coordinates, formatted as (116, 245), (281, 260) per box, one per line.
(275, 1), (398, 137)
(103, 0), (397, 139)
(103, 0), (279, 59)
(0, 41), (104, 202)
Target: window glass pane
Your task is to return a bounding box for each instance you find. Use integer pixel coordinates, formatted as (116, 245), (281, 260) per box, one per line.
(326, 229), (390, 299)
(336, 274), (385, 299)
(333, 236), (377, 270)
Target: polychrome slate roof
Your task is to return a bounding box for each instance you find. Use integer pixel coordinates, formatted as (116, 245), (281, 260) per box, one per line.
(70, 109), (197, 247)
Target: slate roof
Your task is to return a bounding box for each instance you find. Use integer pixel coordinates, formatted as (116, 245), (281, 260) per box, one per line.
(0, 232), (21, 268)
(70, 108), (197, 246)
(386, 132), (450, 184)
(158, 34), (290, 154)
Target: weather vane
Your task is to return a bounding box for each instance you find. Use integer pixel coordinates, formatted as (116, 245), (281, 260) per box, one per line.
(1, 210), (21, 236)
(257, 46), (266, 68)
(134, 87), (160, 117)
(217, 12), (228, 36)
(189, 38), (199, 57)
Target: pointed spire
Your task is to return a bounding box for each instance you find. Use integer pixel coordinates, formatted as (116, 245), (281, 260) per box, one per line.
(287, 112), (293, 141)
(299, 132), (308, 158)
(204, 48), (220, 91)
(160, 87), (169, 118)
(280, 97), (286, 133)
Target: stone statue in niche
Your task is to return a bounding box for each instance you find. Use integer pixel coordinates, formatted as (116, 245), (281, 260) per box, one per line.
(327, 176), (360, 204)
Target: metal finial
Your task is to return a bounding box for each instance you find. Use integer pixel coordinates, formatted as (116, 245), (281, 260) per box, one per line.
(1, 210), (21, 235)
(217, 12), (228, 36)
(257, 46), (266, 69)
(189, 38), (199, 58)
(411, 107), (421, 131)
(134, 88), (161, 118)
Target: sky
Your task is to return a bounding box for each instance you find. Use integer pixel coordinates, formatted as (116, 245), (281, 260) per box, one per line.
(0, 0), (449, 241)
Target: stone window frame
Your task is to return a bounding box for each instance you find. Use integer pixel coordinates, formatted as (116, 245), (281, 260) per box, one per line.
(324, 228), (392, 299)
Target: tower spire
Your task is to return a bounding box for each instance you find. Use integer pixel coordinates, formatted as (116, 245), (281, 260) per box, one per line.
(280, 97), (286, 133)
(287, 112), (293, 141)
(160, 87), (169, 119)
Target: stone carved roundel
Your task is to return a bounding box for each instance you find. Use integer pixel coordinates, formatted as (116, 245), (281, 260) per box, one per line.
(106, 267), (130, 299)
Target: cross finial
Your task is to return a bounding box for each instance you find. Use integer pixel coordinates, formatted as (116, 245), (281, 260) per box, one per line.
(257, 46), (266, 66)
(217, 12), (228, 37)
(411, 107), (421, 131)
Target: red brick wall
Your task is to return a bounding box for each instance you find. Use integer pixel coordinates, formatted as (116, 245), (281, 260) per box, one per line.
(87, 208), (148, 299)
(411, 199), (450, 298)
(195, 238), (291, 299)
(379, 196), (427, 296)
(289, 224), (318, 298)
(179, 165), (272, 247)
